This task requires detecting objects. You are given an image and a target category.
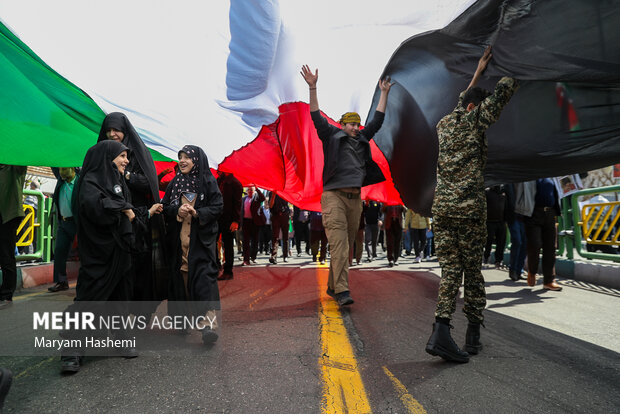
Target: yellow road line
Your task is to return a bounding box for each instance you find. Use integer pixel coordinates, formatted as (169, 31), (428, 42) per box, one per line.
(15, 357), (56, 379)
(13, 282), (76, 301)
(382, 366), (427, 414)
(317, 267), (372, 414)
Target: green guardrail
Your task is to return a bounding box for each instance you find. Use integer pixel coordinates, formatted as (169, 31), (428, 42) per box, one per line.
(15, 189), (53, 263)
(562, 185), (620, 263)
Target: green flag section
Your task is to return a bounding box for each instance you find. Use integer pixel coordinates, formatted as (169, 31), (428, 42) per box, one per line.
(0, 21), (173, 167)
(0, 21), (104, 167)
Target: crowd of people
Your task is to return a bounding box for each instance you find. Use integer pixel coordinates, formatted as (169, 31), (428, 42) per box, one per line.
(0, 49), (583, 379)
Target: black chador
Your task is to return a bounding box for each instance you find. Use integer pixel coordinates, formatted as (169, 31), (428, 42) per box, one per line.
(60, 140), (143, 372)
(162, 145), (223, 341)
(98, 112), (168, 302)
(72, 140), (144, 301)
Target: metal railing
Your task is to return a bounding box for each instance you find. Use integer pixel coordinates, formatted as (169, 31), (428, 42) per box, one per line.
(15, 189), (53, 262)
(559, 185), (620, 262)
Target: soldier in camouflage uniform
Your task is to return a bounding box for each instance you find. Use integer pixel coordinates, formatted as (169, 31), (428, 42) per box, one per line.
(425, 47), (519, 363)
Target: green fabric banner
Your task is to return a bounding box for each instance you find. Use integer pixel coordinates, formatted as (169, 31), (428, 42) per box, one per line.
(0, 21), (105, 167)
(0, 22), (171, 167)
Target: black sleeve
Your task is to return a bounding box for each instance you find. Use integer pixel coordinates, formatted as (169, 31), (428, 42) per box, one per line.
(361, 111), (385, 140)
(231, 181), (243, 223)
(196, 179), (224, 226)
(311, 111), (340, 141)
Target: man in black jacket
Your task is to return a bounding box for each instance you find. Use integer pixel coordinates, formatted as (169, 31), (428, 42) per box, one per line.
(301, 64), (392, 306)
(217, 171), (243, 280)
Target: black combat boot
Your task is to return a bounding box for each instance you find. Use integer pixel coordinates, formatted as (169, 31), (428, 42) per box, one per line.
(464, 322), (483, 355)
(425, 322), (469, 363)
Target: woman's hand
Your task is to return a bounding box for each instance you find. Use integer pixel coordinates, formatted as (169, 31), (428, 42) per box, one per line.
(186, 205), (198, 218)
(149, 203), (163, 216)
(177, 204), (189, 218)
(122, 209), (135, 222)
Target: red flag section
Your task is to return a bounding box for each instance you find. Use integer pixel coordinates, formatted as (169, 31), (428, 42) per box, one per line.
(218, 102), (403, 211)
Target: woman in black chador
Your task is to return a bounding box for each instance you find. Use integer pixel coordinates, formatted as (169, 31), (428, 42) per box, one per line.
(98, 112), (167, 303)
(162, 145), (223, 344)
(61, 140), (162, 373)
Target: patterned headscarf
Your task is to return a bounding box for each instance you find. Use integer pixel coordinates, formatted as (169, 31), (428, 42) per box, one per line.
(167, 145), (200, 203)
(339, 112), (361, 124)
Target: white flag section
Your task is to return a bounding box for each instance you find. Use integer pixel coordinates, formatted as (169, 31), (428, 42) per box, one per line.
(0, 0), (475, 167)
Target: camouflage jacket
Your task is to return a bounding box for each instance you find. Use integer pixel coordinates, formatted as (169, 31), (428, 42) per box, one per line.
(432, 77), (519, 219)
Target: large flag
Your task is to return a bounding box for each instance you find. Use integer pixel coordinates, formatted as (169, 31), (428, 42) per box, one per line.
(367, 0), (620, 215)
(0, 0), (474, 207)
(3, 1), (618, 211)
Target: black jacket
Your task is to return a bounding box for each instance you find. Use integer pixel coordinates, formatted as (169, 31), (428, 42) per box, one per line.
(311, 111), (386, 188)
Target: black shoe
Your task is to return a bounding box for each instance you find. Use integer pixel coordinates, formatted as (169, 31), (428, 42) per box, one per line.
(201, 327), (219, 344)
(508, 270), (519, 282)
(0, 367), (13, 411)
(326, 288), (337, 299)
(312, 255), (317, 262)
(425, 322), (469, 363)
(336, 291), (354, 307)
(60, 355), (82, 373)
(218, 272), (233, 281)
(388, 261), (394, 267)
(48, 282), (69, 292)
(120, 346), (139, 359)
(269, 257), (276, 264)
(464, 322), (483, 355)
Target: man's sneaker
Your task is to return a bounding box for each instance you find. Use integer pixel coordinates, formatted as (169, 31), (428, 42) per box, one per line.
(48, 282), (69, 292)
(325, 288), (337, 299)
(336, 291), (354, 307)
(388, 261), (394, 267)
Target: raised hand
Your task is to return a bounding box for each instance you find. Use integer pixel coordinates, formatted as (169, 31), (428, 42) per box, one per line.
(379, 76), (394, 93)
(300, 65), (318, 87)
(477, 46), (492, 74)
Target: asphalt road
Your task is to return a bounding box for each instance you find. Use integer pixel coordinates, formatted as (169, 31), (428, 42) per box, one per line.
(1, 252), (619, 413)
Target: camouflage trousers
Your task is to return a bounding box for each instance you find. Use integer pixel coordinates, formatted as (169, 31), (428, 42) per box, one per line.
(434, 215), (487, 324)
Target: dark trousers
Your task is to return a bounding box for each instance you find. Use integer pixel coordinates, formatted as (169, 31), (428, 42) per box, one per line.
(271, 214), (289, 259)
(294, 221), (309, 254)
(484, 221), (506, 265)
(364, 223), (379, 258)
(242, 218), (259, 262)
(53, 218), (76, 283)
(259, 224), (272, 254)
(385, 220), (402, 262)
(411, 228), (427, 257)
(0, 217), (21, 300)
(219, 223), (235, 275)
(310, 229), (328, 262)
(524, 208), (557, 284)
(508, 219), (527, 274)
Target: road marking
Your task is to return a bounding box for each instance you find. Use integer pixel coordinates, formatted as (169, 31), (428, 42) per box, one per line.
(14, 357), (56, 379)
(249, 287), (274, 310)
(13, 282), (76, 301)
(317, 267), (372, 414)
(382, 366), (427, 414)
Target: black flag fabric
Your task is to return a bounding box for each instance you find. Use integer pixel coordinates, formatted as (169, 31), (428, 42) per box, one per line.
(370, 0), (620, 216)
